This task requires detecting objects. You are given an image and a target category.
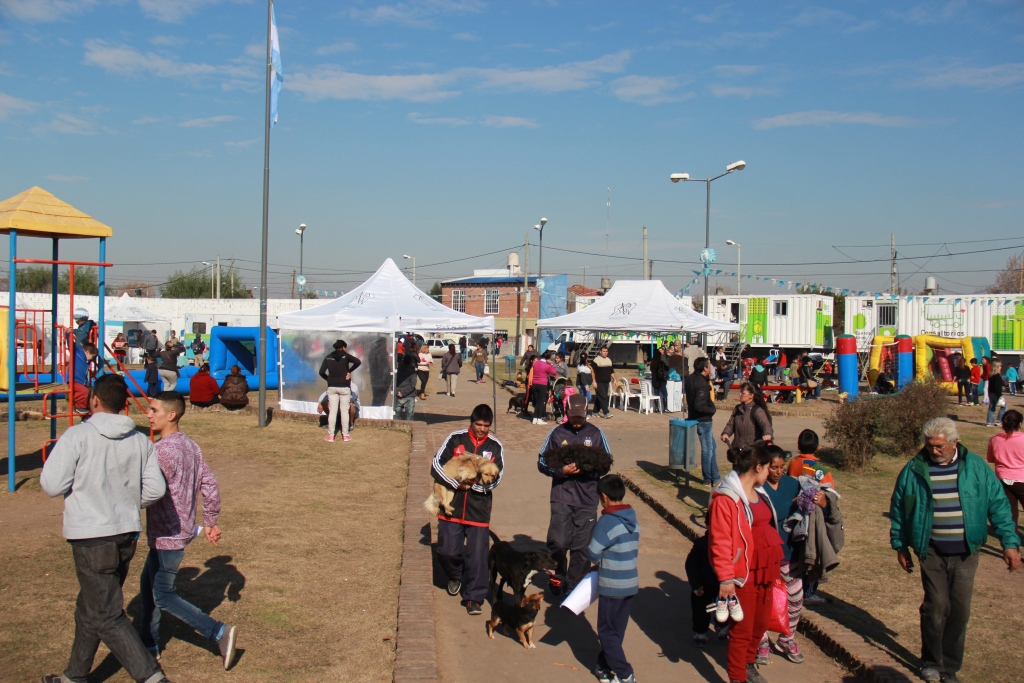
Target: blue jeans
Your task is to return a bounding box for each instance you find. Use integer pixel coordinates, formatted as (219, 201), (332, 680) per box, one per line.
(395, 394), (415, 420)
(139, 548), (223, 651)
(696, 421), (719, 484)
(987, 401), (1006, 425)
(656, 384), (668, 411)
(475, 362), (486, 381)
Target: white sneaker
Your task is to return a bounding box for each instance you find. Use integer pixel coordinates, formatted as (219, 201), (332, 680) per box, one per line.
(727, 595), (744, 622)
(536, 419), (548, 425)
(714, 597), (729, 623)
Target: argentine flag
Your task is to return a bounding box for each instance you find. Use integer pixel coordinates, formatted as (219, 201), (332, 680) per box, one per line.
(270, 4), (282, 127)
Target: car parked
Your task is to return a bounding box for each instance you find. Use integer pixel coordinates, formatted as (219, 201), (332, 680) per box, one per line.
(425, 338), (459, 357)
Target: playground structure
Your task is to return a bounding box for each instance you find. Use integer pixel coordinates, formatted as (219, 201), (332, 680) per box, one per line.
(836, 332), (992, 399)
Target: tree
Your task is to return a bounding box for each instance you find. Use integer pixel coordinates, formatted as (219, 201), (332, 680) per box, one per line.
(15, 266), (53, 293)
(429, 281), (443, 301)
(160, 266), (249, 298)
(58, 267), (99, 295)
(987, 255), (1024, 293)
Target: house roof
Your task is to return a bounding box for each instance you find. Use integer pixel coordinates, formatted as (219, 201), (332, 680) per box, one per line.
(569, 284), (603, 296)
(443, 276), (538, 285)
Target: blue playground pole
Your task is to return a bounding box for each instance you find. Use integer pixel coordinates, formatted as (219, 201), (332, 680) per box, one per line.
(836, 334), (858, 400)
(8, 230), (17, 492)
(896, 335), (914, 389)
(98, 237), (106, 371)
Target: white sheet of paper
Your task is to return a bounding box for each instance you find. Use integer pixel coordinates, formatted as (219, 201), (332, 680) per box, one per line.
(560, 570), (598, 615)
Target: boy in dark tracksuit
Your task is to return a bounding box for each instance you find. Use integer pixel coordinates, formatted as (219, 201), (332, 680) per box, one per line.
(685, 533), (721, 647)
(144, 354), (160, 398)
(538, 394), (612, 596)
(589, 475), (640, 683)
(431, 404), (504, 615)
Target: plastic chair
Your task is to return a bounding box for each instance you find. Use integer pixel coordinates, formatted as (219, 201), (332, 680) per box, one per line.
(639, 380), (662, 415)
(616, 378), (640, 411)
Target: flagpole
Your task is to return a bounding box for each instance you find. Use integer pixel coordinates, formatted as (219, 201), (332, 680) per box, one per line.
(257, 0), (272, 427)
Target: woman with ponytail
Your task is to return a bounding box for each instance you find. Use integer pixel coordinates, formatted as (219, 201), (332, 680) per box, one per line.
(721, 381), (774, 451)
(709, 441), (784, 683)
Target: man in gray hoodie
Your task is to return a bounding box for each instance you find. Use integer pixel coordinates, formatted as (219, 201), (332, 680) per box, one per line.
(40, 374), (171, 683)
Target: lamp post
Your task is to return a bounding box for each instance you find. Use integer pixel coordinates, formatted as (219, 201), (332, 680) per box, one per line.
(202, 261), (214, 298)
(726, 239), (741, 294)
(533, 217), (548, 280)
(403, 254), (416, 285)
(296, 223), (307, 309)
(579, 265), (590, 288)
(670, 160), (745, 315)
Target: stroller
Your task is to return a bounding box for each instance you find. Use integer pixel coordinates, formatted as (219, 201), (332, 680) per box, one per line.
(550, 377), (569, 423)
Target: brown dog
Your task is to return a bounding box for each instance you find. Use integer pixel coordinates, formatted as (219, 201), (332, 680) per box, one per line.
(423, 454), (500, 516)
(486, 592), (544, 649)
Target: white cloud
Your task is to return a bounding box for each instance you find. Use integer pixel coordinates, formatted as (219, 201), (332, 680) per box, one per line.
(349, 0), (485, 28)
(712, 64), (764, 77)
(610, 75), (686, 105)
(0, 0), (98, 22)
(887, 0), (966, 26)
(289, 67), (460, 101)
(35, 113), (97, 135)
(225, 138), (258, 147)
(132, 115), (166, 124)
(0, 92), (35, 120)
(452, 32), (481, 41)
(180, 114), (239, 127)
(408, 112), (471, 125)
(83, 39), (254, 83)
(150, 35), (187, 47)
(753, 110), (920, 130)
(315, 41), (358, 56)
(710, 85), (779, 98)
(481, 115), (537, 128)
(912, 62), (1024, 90)
(137, 0), (213, 24)
(467, 51), (630, 93)
(46, 174), (88, 182)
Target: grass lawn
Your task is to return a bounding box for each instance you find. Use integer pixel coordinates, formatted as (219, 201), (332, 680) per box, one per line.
(626, 418), (1023, 683)
(0, 410), (409, 682)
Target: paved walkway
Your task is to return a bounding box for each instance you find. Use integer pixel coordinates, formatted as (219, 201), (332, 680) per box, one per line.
(416, 379), (851, 683)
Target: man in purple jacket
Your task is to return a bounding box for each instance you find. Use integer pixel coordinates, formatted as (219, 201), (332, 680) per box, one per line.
(141, 392), (237, 670)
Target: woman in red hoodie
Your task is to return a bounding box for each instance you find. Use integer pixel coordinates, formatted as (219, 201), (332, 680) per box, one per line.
(709, 441), (783, 683)
(188, 363), (222, 412)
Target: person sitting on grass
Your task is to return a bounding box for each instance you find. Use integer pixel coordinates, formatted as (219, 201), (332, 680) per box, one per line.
(141, 392), (237, 670)
(188, 363), (221, 412)
(219, 365), (250, 411)
(589, 474), (640, 683)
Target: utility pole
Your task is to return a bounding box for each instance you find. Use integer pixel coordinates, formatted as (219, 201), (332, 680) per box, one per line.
(290, 269), (296, 299)
(230, 257), (235, 297)
(890, 233), (897, 293)
(216, 255), (221, 299)
(579, 265), (590, 288)
(605, 187), (611, 277)
(642, 226), (648, 280)
(648, 260), (653, 280)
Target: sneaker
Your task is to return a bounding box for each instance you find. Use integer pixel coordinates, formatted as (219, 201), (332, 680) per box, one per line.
(920, 667), (942, 682)
(324, 434), (335, 443)
(727, 595), (744, 622)
(618, 675), (636, 683)
(536, 419), (548, 425)
(941, 673), (961, 683)
(447, 579), (462, 596)
(603, 412), (613, 419)
(693, 633), (709, 648)
(755, 644), (771, 665)
(746, 663), (768, 683)
(342, 434), (352, 442)
(777, 637), (804, 663)
(42, 676), (62, 683)
(466, 600), (482, 615)
(714, 597), (729, 623)
(803, 593), (827, 606)
(218, 624), (237, 670)
(595, 667), (614, 683)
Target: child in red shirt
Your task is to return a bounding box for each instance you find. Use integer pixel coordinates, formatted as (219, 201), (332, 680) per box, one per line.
(786, 429), (835, 488)
(969, 359), (982, 406)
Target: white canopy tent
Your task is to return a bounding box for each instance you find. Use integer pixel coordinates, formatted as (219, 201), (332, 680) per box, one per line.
(536, 279), (739, 333)
(278, 258), (495, 333)
(277, 259), (494, 419)
(106, 292), (172, 323)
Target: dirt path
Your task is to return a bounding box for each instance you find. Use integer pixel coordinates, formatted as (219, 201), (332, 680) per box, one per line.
(418, 380), (851, 683)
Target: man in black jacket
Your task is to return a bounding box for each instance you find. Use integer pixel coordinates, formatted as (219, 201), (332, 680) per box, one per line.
(319, 339), (362, 443)
(431, 404), (504, 615)
(394, 354), (418, 420)
(538, 394), (612, 595)
(685, 357), (719, 485)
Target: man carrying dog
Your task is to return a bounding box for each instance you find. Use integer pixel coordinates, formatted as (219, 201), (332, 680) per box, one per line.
(431, 404), (505, 615)
(538, 393), (612, 596)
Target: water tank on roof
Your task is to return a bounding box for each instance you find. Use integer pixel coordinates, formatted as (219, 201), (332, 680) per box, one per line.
(924, 276), (937, 294)
(507, 252), (520, 274)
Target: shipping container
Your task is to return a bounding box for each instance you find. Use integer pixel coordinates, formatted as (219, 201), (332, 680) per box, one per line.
(702, 294), (835, 350)
(845, 294), (1024, 354)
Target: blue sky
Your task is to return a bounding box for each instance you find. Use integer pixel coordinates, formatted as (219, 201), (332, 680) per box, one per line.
(1, 0), (1022, 298)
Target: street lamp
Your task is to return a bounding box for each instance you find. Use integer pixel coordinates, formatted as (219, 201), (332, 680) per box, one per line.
(296, 223), (307, 309)
(726, 239), (741, 294)
(669, 160), (745, 315)
(533, 217), (548, 280)
(579, 265), (590, 288)
(202, 261), (214, 298)
(403, 254), (416, 285)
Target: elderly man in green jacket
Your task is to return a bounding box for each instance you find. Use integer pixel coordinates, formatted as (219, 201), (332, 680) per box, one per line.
(890, 417), (1021, 683)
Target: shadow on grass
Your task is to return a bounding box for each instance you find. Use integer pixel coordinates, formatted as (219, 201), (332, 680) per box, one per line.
(0, 448), (44, 490)
(637, 460), (711, 514)
(92, 555), (246, 682)
(806, 590), (920, 672)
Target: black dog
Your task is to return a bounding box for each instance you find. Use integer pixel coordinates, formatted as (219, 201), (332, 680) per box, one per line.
(507, 393), (526, 414)
(542, 443), (613, 475)
(489, 538), (557, 605)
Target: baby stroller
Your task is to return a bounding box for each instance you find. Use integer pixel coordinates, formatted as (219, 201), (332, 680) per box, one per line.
(550, 377), (568, 422)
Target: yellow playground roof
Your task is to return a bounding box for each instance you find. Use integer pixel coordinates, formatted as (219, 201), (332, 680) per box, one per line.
(0, 186), (113, 239)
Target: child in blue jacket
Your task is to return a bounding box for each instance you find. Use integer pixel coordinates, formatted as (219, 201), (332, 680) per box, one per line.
(588, 474), (640, 683)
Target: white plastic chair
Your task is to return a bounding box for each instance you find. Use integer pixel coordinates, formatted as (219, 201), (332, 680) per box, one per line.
(639, 380), (662, 414)
(610, 379), (627, 410)
(617, 378), (640, 411)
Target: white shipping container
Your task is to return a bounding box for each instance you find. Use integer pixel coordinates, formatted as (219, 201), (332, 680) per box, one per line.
(845, 295), (1024, 353)
(703, 294), (835, 350)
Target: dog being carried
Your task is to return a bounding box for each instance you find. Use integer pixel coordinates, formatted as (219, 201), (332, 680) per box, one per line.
(424, 454), (499, 516)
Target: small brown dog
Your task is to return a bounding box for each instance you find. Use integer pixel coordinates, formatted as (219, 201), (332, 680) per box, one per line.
(486, 592), (544, 649)
(424, 454), (500, 516)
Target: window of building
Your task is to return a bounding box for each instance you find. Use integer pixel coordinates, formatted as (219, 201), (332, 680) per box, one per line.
(774, 301), (788, 316)
(484, 289), (500, 315)
(877, 303), (897, 327)
(451, 289), (466, 313)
